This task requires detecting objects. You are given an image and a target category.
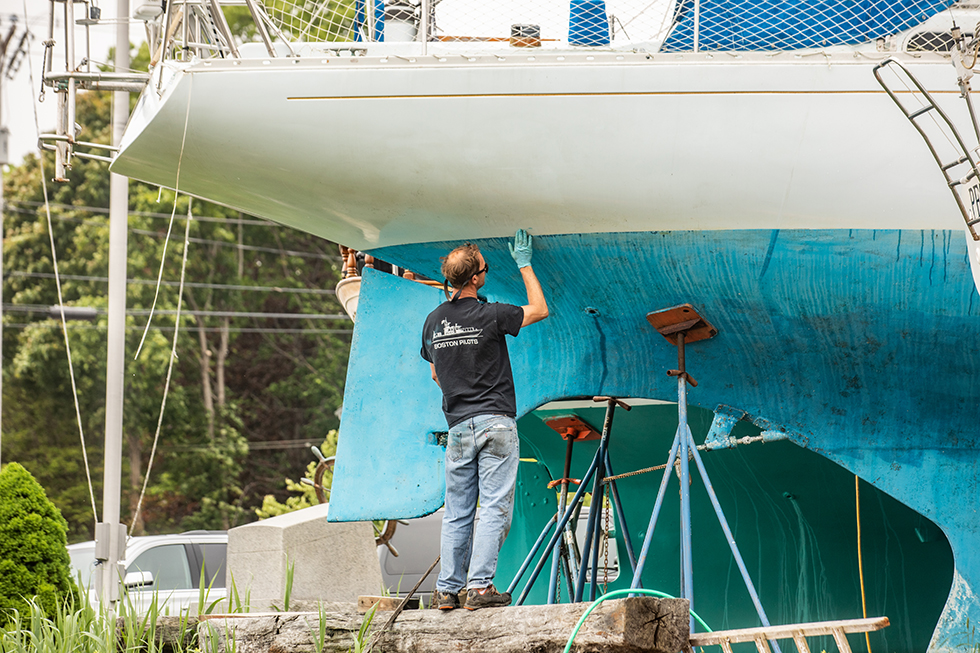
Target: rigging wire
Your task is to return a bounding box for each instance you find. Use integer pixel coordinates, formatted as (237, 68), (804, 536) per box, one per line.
(23, 0), (99, 523)
(129, 76), (198, 534)
(134, 73), (194, 360)
(129, 200), (194, 537)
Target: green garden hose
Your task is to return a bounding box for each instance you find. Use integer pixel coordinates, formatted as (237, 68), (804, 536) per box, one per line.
(562, 588), (712, 653)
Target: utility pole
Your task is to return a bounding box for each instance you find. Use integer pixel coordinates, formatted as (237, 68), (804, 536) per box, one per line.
(96, 0), (131, 609)
(0, 16), (29, 469)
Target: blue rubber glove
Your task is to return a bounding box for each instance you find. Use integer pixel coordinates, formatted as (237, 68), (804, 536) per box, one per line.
(509, 229), (533, 268)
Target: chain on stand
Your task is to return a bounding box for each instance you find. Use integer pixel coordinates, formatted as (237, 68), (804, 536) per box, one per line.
(556, 542), (562, 604)
(602, 483), (611, 595)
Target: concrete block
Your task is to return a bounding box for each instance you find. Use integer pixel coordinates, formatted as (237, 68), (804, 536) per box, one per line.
(226, 503), (383, 609)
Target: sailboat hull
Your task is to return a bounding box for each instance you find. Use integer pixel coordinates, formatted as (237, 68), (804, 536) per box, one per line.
(113, 51), (968, 250)
(111, 47), (980, 652)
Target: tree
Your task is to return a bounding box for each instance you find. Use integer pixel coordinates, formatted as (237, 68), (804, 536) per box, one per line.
(0, 462), (77, 624)
(254, 430), (337, 518)
(2, 41), (351, 540)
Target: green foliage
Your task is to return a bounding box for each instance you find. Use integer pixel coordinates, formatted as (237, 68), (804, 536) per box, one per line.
(2, 39), (351, 539)
(254, 431), (338, 519)
(0, 463), (78, 625)
(309, 602), (329, 653)
(262, 0), (360, 42)
(228, 573), (252, 614)
(0, 596), (107, 653)
(349, 604), (378, 653)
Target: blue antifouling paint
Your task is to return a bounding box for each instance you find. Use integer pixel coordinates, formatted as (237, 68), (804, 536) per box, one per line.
(354, 0), (386, 42)
(568, 0), (610, 46)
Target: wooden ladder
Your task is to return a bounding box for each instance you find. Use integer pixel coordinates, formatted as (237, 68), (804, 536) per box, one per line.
(687, 616), (890, 653)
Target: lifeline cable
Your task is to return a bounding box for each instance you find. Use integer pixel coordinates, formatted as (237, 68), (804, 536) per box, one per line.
(23, 0), (99, 523)
(128, 74), (195, 534)
(134, 72), (195, 360)
(129, 199), (194, 536)
(856, 475), (872, 653)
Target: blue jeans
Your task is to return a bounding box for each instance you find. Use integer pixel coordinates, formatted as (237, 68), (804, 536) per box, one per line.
(436, 414), (519, 593)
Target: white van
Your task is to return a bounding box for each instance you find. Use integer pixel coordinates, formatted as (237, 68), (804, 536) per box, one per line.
(67, 531), (227, 615)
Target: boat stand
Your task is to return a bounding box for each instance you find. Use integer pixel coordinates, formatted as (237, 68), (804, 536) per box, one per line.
(509, 396), (639, 605)
(510, 304), (781, 645)
(629, 305), (780, 648)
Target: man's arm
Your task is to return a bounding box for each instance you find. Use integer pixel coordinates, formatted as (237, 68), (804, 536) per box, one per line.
(509, 229), (549, 327)
(430, 363), (440, 387)
(520, 265), (549, 327)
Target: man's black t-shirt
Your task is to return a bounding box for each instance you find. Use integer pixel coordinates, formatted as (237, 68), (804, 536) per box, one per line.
(421, 297), (524, 428)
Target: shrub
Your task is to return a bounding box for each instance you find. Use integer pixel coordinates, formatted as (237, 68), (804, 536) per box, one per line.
(0, 462), (78, 624)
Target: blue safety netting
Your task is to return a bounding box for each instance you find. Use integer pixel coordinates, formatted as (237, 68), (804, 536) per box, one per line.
(661, 0), (955, 51)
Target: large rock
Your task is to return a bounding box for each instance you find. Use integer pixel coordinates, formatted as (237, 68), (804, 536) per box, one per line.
(226, 504), (383, 609)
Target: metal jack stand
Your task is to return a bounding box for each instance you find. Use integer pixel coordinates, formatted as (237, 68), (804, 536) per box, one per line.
(509, 396), (640, 605)
(630, 305), (781, 651)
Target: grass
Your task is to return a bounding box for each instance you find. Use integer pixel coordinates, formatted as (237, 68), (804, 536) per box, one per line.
(0, 568), (402, 653)
(0, 566), (257, 653)
(350, 605), (378, 653)
(271, 557), (296, 612)
(0, 585), (383, 653)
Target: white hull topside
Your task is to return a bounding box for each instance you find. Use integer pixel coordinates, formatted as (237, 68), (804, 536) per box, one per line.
(112, 50), (972, 251)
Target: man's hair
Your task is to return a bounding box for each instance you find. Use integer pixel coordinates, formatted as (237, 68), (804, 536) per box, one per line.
(441, 243), (482, 289)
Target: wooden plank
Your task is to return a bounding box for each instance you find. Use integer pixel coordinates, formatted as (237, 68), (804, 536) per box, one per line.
(357, 596), (419, 613)
(754, 635), (772, 653)
(832, 627), (852, 653)
(792, 632), (811, 653)
(689, 617), (889, 647)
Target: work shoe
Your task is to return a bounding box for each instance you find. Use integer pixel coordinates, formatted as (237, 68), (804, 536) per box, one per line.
(434, 590), (460, 610)
(465, 584), (511, 610)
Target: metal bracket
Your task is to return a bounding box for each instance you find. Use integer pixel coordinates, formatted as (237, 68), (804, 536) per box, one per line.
(703, 404), (795, 450)
(544, 415), (601, 441)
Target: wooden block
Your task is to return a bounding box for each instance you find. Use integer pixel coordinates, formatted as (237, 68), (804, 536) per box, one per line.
(357, 595), (419, 613)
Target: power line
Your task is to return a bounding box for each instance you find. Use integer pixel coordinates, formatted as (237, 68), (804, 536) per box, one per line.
(9, 271), (338, 295)
(3, 205), (337, 261)
(171, 439), (325, 451)
(5, 199), (279, 225)
(131, 309), (350, 320)
(3, 322), (353, 334)
(129, 227), (336, 261)
(3, 304), (351, 320)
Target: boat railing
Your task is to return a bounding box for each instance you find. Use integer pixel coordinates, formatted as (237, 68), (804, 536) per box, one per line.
(156, 0), (965, 62)
(37, 0), (971, 178)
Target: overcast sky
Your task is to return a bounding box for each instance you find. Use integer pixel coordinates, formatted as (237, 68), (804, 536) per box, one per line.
(1, 0), (145, 167)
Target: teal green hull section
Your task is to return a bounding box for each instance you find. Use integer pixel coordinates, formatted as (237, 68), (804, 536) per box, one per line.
(502, 403), (952, 653)
(329, 229), (978, 651)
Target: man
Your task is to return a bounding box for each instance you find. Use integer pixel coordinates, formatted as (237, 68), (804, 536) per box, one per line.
(420, 229), (549, 611)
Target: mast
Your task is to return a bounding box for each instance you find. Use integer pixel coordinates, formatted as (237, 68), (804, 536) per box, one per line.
(97, 0), (131, 609)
